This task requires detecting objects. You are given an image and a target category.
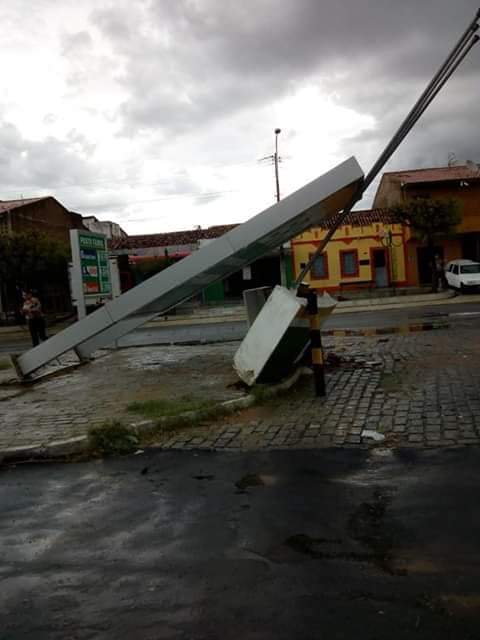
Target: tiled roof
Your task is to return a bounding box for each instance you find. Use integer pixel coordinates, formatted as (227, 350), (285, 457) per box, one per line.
(382, 165), (480, 185)
(109, 224), (238, 250)
(111, 211), (399, 250)
(0, 197), (48, 214)
(319, 208), (398, 229)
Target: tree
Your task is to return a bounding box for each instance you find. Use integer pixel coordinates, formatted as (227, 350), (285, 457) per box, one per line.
(390, 198), (462, 292)
(0, 230), (70, 318)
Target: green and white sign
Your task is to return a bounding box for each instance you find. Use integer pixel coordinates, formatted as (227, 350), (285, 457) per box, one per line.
(70, 229), (113, 319)
(78, 232), (111, 295)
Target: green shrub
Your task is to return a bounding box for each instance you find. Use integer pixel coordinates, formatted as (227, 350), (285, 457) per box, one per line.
(88, 421), (139, 456)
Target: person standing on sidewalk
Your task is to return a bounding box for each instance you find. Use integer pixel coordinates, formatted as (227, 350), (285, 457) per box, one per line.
(22, 291), (47, 347)
(435, 255), (448, 291)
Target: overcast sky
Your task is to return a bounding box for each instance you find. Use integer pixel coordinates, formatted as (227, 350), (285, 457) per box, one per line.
(1, 0), (479, 234)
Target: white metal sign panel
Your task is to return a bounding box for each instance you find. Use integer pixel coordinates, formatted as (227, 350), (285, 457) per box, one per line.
(234, 286), (306, 385)
(15, 157), (363, 377)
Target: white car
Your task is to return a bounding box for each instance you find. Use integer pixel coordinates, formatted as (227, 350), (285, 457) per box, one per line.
(445, 259), (480, 292)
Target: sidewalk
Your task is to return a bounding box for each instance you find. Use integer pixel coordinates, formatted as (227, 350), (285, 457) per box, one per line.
(1, 320), (480, 460)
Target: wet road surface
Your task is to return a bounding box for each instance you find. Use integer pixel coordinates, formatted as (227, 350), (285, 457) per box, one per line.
(1, 301), (479, 353)
(2, 447), (480, 639)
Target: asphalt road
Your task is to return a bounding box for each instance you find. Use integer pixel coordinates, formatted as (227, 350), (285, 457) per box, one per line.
(2, 447), (480, 639)
(1, 301), (479, 353)
(120, 301), (480, 347)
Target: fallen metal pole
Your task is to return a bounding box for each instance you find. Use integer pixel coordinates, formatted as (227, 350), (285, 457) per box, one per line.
(391, 33), (480, 156)
(365, 34), (480, 191)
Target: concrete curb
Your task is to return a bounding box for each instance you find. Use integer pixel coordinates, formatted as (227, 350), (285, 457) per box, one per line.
(335, 290), (453, 308)
(0, 368), (312, 465)
(0, 436), (88, 464)
(324, 320), (450, 337)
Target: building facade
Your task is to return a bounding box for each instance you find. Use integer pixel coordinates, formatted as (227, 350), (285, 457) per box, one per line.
(0, 196), (85, 241)
(292, 165), (480, 292)
(374, 165), (480, 285)
(292, 210), (406, 293)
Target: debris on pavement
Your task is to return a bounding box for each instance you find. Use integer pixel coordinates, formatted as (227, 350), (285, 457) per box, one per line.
(361, 430), (386, 442)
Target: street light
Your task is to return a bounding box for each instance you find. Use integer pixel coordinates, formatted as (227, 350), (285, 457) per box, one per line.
(273, 128), (288, 286)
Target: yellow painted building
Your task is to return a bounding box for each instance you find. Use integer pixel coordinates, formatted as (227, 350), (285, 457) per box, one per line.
(292, 210), (407, 293)
(373, 166), (480, 285)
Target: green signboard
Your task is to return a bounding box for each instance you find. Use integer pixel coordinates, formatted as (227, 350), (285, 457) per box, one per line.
(78, 233), (111, 296)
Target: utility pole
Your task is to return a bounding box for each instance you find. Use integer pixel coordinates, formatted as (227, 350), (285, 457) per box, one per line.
(274, 128), (281, 203)
(274, 128), (288, 287)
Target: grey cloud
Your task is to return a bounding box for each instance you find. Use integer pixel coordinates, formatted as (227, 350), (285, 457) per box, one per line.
(61, 30), (93, 57)
(88, 0), (480, 142)
(0, 122), (97, 198)
(340, 55), (480, 185)
(66, 129), (97, 156)
(67, 191), (131, 215)
(90, 5), (136, 42)
(60, 25), (119, 92)
(5, 0), (477, 222)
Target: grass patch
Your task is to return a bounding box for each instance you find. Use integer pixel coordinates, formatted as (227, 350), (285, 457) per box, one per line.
(380, 372), (403, 393)
(127, 395), (216, 419)
(126, 395), (236, 446)
(88, 420), (139, 456)
(249, 383), (285, 405)
(249, 384), (271, 404)
(0, 359), (12, 371)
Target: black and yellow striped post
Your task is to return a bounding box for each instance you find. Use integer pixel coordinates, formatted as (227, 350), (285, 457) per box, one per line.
(306, 290), (326, 397)
(297, 282), (326, 397)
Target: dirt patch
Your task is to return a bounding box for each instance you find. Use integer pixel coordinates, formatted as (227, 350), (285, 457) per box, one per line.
(220, 404), (274, 426)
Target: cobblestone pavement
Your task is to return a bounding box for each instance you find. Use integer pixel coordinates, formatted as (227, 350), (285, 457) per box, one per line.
(1, 322), (480, 454)
(158, 322), (480, 450)
(0, 344), (243, 452)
